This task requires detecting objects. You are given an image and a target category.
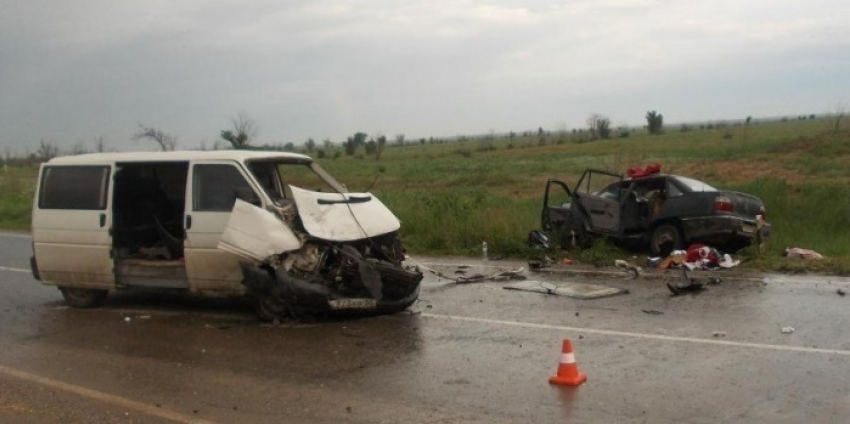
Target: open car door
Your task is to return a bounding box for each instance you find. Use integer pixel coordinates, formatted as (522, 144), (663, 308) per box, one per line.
(541, 179), (573, 233)
(571, 169), (623, 234)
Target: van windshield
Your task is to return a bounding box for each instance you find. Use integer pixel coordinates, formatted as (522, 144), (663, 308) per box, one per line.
(247, 160), (346, 203)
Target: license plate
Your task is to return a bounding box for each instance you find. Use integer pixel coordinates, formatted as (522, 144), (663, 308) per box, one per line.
(742, 225), (756, 233)
(328, 298), (377, 310)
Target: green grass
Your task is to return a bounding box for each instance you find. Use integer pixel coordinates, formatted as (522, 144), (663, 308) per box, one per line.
(3, 117), (849, 272)
(0, 165), (37, 230)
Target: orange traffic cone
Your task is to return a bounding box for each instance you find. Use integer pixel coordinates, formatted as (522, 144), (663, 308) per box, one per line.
(549, 339), (587, 386)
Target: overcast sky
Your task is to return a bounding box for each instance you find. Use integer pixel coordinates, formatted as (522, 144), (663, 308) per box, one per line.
(1, 0), (848, 153)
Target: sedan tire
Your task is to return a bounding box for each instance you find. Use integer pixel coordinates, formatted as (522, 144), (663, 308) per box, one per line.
(651, 223), (683, 256)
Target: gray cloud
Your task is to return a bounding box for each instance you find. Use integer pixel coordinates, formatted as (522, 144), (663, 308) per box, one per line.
(1, 0), (848, 153)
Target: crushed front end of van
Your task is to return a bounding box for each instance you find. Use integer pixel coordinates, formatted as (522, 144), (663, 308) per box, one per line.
(219, 186), (423, 321)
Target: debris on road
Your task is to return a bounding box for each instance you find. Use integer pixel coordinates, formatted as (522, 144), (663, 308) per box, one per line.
(712, 331), (727, 338)
(456, 268), (526, 284)
(504, 280), (628, 300)
(783, 247), (824, 260)
(667, 280), (704, 295)
(615, 259), (641, 278)
(654, 244), (740, 271)
(781, 326), (795, 334)
(838, 288), (846, 297)
(642, 309), (664, 315)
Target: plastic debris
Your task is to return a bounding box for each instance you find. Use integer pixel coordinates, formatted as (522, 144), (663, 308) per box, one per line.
(712, 331), (727, 338)
(667, 279), (705, 295)
(615, 259), (641, 278)
(642, 310), (664, 315)
(838, 288), (846, 297)
(781, 326), (795, 334)
(783, 247), (823, 260)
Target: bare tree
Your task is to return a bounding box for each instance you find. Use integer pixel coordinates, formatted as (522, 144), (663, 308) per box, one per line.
(587, 113), (612, 140)
(304, 138), (316, 152)
(220, 112), (257, 149)
(824, 104), (846, 136)
(133, 123), (177, 151)
(3, 146), (14, 163)
(395, 134), (405, 146)
(94, 136), (107, 153)
(37, 139), (59, 161)
(70, 140), (89, 155)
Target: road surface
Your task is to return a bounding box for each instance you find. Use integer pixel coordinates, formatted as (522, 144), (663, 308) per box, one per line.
(1, 231), (849, 423)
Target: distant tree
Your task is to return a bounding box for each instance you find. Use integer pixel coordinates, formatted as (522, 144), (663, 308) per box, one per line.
(375, 134), (387, 160)
(94, 136), (107, 153)
(133, 123), (177, 151)
(220, 113), (257, 149)
(344, 137), (357, 156)
(283, 142), (295, 152)
(37, 139), (59, 161)
(353, 132), (368, 147)
(365, 139), (377, 155)
(587, 114), (612, 139)
(70, 141), (89, 155)
(646, 111), (664, 135)
(3, 146), (15, 163)
(743, 116), (753, 142)
(394, 134), (405, 147)
(824, 105), (845, 136)
(304, 138), (316, 152)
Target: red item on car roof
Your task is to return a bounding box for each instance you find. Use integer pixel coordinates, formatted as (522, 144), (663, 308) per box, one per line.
(626, 163), (661, 178)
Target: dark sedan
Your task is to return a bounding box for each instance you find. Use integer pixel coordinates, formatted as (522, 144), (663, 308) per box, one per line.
(540, 168), (771, 255)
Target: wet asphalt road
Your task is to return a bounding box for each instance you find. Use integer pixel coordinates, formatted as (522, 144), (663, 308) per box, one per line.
(1, 231), (849, 423)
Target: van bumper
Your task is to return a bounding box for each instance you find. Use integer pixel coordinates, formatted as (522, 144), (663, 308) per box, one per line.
(240, 261), (422, 317)
(30, 256), (40, 281)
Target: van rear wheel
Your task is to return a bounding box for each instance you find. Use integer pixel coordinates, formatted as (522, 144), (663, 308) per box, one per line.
(59, 287), (108, 308)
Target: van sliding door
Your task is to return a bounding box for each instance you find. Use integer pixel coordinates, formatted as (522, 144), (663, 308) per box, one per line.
(32, 165), (115, 288)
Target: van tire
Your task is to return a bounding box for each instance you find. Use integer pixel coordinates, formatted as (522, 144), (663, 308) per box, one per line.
(59, 287), (108, 308)
(253, 296), (287, 323)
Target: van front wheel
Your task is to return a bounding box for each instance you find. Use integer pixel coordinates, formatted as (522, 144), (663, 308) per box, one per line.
(59, 288), (108, 308)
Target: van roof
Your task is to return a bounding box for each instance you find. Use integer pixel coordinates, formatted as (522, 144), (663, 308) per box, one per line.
(45, 150), (313, 165)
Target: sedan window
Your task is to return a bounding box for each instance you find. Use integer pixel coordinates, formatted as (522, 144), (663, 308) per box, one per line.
(674, 176), (717, 192)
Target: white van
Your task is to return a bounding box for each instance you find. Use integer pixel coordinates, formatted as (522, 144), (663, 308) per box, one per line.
(30, 151), (422, 321)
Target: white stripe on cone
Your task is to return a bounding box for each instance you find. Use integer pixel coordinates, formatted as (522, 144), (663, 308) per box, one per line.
(560, 352), (576, 363)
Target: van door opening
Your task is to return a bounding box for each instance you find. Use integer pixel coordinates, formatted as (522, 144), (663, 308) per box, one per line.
(112, 162), (189, 289)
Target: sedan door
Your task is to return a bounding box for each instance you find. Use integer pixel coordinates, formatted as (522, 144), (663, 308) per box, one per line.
(572, 170), (622, 233)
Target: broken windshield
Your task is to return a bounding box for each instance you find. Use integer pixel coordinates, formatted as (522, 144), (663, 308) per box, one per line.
(247, 160), (346, 203)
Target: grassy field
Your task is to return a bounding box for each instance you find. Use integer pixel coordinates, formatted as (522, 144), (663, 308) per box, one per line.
(3, 117), (849, 272)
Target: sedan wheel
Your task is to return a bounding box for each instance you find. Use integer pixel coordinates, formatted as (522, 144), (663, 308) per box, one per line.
(651, 224), (683, 256)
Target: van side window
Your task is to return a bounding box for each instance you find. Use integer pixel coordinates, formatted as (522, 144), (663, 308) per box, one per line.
(39, 166), (110, 210)
(193, 164), (258, 211)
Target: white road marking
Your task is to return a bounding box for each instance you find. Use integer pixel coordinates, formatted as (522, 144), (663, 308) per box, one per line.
(0, 364), (216, 424)
(0, 232), (31, 239)
(0, 266), (29, 273)
(421, 313), (850, 357)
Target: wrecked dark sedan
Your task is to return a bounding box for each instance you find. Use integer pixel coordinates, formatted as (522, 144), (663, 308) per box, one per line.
(30, 151), (421, 322)
(540, 165), (771, 255)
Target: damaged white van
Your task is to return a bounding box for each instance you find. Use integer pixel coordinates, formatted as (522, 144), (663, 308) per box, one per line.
(30, 151), (422, 321)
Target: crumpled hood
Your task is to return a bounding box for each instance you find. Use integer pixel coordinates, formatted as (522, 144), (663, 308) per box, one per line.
(290, 185), (401, 241)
